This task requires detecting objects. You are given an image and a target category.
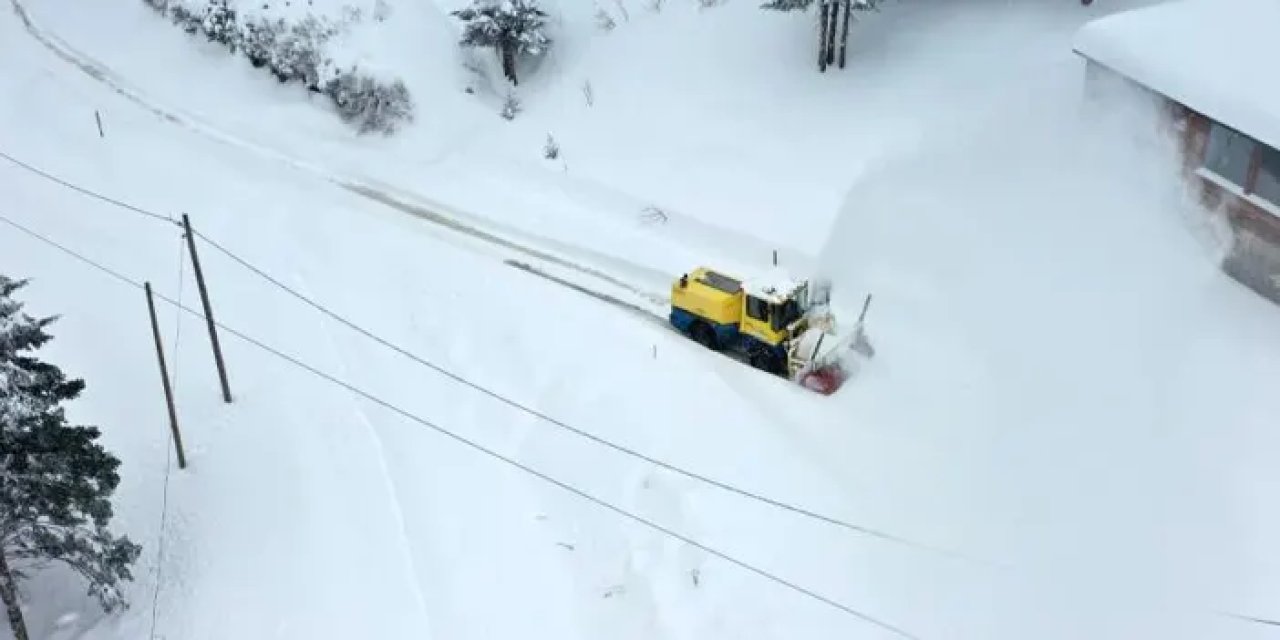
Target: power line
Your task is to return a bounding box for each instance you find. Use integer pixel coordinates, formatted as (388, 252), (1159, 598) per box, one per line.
(0, 150), (177, 225)
(0, 145), (958, 560)
(149, 235), (185, 640)
(0, 212), (919, 640)
(193, 229), (967, 560)
(1218, 611), (1280, 628)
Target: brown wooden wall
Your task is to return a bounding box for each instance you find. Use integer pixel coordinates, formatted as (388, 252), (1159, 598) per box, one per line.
(1172, 107), (1280, 302)
(1176, 108), (1280, 244)
(1077, 59), (1280, 302)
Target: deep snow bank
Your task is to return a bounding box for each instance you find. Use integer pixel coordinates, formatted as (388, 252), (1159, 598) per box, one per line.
(815, 30), (1280, 628)
(22, 0), (1166, 262)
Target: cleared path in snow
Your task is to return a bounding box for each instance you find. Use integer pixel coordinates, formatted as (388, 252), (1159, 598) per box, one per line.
(5, 0), (1280, 638)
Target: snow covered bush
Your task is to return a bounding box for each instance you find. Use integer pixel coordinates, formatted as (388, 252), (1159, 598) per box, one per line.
(274, 17), (340, 90)
(142, 0), (414, 133)
(501, 91), (522, 120)
(326, 72), (413, 134)
(239, 18), (282, 72)
(594, 7), (617, 32)
(453, 0), (551, 86)
(200, 0), (239, 48)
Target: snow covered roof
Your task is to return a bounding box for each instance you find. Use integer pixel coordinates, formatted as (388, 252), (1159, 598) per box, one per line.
(742, 267), (805, 305)
(1073, 0), (1280, 152)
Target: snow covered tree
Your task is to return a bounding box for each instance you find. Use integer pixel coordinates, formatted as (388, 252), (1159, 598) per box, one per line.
(763, 0), (880, 71)
(452, 0), (551, 86)
(0, 276), (142, 640)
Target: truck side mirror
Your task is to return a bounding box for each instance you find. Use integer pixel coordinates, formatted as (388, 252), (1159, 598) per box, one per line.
(679, 274), (688, 288)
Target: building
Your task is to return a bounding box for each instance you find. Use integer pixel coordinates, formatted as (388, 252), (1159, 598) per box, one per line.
(1073, 0), (1280, 303)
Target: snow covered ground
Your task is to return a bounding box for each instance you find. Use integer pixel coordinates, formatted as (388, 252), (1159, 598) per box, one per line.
(3, 0), (1280, 638)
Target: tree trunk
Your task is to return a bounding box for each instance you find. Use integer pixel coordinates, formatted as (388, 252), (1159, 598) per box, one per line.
(838, 0), (852, 68)
(501, 45), (518, 86)
(0, 553), (30, 640)
(825, 0), (839, 67)
(817, 0), (830, 72)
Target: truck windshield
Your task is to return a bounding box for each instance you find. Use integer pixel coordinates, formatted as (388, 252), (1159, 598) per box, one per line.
(771, 299), (801, 331)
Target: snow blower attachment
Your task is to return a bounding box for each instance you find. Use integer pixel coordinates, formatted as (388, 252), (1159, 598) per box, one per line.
(669, 267), (874, 395)
(787, 292), (874, 394)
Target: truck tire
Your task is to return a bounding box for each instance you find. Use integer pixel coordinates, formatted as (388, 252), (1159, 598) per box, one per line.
(750, 350), (780, 375)
(691, 322), (719, 351)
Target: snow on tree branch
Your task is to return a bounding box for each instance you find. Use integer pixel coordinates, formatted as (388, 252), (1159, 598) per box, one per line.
(453, 0), (551, 86)
(1, 275), (141, 640)
(143, 0), (414, 134)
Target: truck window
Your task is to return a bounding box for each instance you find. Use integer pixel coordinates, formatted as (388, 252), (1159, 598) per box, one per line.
(772, 300), (800, 331)
(746, 296), (770, 322)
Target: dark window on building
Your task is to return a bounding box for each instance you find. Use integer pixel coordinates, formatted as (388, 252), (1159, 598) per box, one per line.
(1253, 145), (1280, 206)
(745, 296), (769, 322)
(1203, 122), (1255, 187)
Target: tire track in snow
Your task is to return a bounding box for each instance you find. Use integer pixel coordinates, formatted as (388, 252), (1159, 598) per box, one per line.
(9, 0), (797, 416)
(293, 275), (437, 639)
(8, 0), (673, 311)
(344, 182), (671, 308)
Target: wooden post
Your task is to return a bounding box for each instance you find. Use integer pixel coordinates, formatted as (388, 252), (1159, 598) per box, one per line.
(94, 110), (104, 138)
(146, 282), (187, 470)
(838, 0), (853, 69)
(182, 214), (233, 403)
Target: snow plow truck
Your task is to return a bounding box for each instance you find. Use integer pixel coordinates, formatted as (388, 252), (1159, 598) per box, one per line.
(669, 266), (873, 395)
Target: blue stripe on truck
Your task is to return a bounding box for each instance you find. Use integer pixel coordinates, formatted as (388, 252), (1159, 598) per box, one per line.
(669, 307), (740, 345)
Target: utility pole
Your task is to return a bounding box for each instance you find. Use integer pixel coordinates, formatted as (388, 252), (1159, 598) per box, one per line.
(146, 282), (187, 469)
(181, 214), (233, 403)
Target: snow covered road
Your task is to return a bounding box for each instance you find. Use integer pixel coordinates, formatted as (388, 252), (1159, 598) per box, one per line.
(0, 7), (922, 638)
(4, 0), (1280, 638)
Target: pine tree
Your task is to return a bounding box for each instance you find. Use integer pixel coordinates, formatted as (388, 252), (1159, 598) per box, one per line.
(0, 276), (142, 640)
(452, 0), (551, 86)
(762, 0), (880, 71)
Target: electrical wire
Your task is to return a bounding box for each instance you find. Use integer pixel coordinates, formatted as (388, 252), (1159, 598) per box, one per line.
(0, 212), (920, 640)
(0, 150), (177, 225)
(0, 145), (961, 560)
(148, 236), (185, 640)
(193, 229), (969, 560)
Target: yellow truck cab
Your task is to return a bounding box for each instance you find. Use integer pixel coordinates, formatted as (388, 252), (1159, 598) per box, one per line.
(669, 266), (809, 374)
